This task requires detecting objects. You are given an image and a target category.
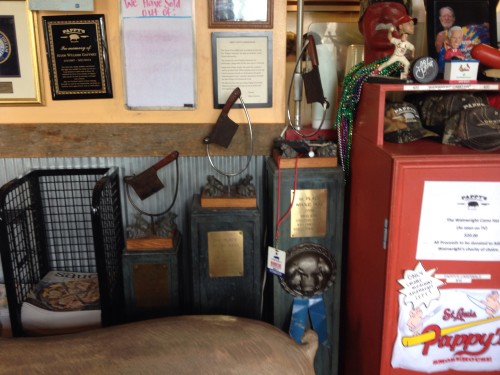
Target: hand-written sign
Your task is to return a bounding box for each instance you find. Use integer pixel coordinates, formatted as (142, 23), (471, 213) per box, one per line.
(122, 0), (190, 17)
(121, 0), (196, 109)
(397, 262), (444, 309)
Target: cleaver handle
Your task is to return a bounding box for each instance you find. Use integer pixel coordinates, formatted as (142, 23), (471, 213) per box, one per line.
(152, 151), (179, 171)
(306, 34), (319, 67)
(221, 87), (241, 115)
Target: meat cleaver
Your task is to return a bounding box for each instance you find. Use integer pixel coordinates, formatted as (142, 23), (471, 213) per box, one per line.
(124, 150), (179, 200)
(203, 87), (241, 148)
(302, 34), (329, 107)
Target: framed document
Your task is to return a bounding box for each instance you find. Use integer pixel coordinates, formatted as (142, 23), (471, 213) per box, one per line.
(0, 0), (42, 105)
(42, 14), (112, 100)
(208, 0), (273, 29)
(212, 32), (272, 108)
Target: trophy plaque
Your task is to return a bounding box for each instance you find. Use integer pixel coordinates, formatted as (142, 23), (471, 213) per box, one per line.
(265, 156), (344, 375)
(123, 151), (180, 250)
(189, 87), (262, 319)
(201, 87), (256, 208)
(189, 194), (262, 319)
(42, 14), (112, 100)
(277, 33), (338, 168)
(122, 151), (182, 320)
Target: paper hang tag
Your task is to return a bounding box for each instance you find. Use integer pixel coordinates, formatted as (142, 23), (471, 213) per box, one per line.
(29, 0), (94, 11)
(267, 246), (286, 276)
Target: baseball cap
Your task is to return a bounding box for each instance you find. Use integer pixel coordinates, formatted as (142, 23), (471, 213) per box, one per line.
(394, 14), (418, 27)
(384, 101), (438, 143)
(442, 105), (500, 151)
(417, 92), (489, 133)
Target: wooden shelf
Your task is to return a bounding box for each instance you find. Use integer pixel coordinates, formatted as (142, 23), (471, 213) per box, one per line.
(355, 81), (500, 147)
(272, 149), (338, 168)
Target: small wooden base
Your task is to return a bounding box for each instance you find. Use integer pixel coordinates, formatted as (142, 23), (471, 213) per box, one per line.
(200, 190), (256, 208)
(126, 233), (177, 251)
(272, 149), (337, 169)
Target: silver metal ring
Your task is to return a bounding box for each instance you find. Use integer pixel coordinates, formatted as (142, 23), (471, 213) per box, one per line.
(206, 95), (253, 177)
(285, 40), (329, 139)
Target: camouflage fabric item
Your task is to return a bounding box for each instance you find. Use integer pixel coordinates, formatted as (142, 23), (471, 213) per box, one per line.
(443, 105), (500, 151)
(384, 101), (438, 143)
(416, 92), (489, 133)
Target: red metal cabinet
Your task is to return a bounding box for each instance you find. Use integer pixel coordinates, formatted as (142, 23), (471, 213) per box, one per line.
(343, 83), (500, 375)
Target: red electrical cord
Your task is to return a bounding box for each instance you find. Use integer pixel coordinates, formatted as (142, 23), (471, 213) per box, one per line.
(274, 155), (301, 248)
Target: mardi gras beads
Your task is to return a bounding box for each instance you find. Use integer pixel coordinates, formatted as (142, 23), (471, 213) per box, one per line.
(334, 57), (403, 179)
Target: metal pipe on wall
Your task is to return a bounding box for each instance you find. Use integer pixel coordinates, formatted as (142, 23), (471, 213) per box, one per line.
(293, 0), (305, 130)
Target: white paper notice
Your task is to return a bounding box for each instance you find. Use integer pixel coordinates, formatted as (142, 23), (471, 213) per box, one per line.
(416, 181), (500, 262)
(29, 0), (94, 11)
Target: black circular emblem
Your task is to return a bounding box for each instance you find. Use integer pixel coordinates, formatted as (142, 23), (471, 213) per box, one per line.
(279, 243), (336, 298)
(411, 57), (439, 83)
(0, 31), (12, 64)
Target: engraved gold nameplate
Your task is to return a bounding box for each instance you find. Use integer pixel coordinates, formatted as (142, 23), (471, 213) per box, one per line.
(208, 231), (244, 277)
(133, 263), (169, 308)
(0, 82), (13, 94)
(290, 189), (328, 238)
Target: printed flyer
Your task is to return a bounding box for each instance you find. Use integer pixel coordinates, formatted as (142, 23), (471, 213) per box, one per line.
(416, 181), (500, 262)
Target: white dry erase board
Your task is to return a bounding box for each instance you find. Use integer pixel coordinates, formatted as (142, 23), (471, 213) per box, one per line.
(120, 0), (196, 110)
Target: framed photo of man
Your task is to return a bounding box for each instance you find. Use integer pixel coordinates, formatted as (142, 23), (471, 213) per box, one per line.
(425, 0), (498, 63)
(208, 0), (273, 29)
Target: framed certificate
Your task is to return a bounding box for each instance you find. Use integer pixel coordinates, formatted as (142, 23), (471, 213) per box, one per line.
(42, 14), (112, 100)
(212, 32), (272, 108)
(0, 0), (42, 105)
(208, 0), (273, 29)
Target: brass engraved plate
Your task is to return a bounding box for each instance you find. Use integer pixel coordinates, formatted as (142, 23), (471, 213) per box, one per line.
(133, 263), (169, 308)
(0, 82), (13, 94)
(290, 189), (328, 238)
(208, 231), (244, 277)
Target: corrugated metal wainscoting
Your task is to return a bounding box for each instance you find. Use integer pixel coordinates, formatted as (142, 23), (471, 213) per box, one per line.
(0, 155), (266, 281)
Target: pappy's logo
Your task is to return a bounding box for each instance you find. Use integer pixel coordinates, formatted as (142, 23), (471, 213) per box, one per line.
(457, 194), (490, 210)
(442, 307), (477, 322)
(403, 292), (500, 357)
(60, 28), (89, 43)
(0, 31), (12, 63)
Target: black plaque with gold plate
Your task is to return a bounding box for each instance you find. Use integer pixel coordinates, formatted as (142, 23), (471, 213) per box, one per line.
(189, 194), (261, 319)
(42, 14), (112, 100)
